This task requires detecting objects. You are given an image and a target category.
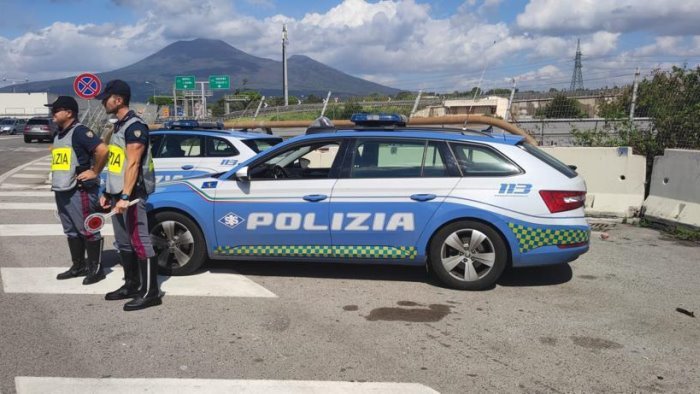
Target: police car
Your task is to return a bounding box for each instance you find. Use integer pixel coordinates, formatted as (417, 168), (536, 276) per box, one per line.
(149, 124), (282, 183)
(147, 114), (590, 290)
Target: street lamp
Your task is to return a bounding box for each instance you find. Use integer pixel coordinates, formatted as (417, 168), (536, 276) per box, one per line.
(145, 81), (156, 103)
(2, 77), (29, 93)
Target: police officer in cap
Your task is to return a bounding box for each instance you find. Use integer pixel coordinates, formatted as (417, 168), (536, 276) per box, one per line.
(48, 96), (109, 285)
(96, 79), (161, 311)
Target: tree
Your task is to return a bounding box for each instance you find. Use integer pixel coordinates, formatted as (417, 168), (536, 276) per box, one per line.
(305, 94), (324, 104)
(536, 94), (586, 118)
(394, 91), (415, 100)
(637, 66), (700, 150)
(148, 96), (173, 105)
(340, 100), (363, 119)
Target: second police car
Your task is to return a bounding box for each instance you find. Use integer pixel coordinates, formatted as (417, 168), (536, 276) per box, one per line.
(147, 114), (590, 290)
(104, 120), (282, 184)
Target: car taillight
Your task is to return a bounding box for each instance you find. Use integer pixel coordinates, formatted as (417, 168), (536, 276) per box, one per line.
(539, 190), (586, 213)
(24, 126), (30, 131)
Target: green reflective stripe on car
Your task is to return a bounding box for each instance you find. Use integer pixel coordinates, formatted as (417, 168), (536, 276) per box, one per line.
(508, 223), (589, 253)
(214, 245), (418, 259)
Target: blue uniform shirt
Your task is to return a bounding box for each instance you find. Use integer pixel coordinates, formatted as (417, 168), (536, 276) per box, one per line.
(115, 110), (149, 146)
(55, 120), (102, 189)
(55, 121), (102, 168)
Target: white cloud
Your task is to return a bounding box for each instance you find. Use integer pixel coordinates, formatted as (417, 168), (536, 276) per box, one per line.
(517, 0), (700, 35)
(0, 0), (698, 91)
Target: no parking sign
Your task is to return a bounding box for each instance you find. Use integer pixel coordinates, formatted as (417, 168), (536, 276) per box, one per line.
(73, 73), (102, 99)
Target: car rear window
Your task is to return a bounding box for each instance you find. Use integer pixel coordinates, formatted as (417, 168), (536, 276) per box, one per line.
(450, 142), (521, 176)
(243, 138), (283, 153)
(27, 118), (50, 125)
(518, 142), (578, 178)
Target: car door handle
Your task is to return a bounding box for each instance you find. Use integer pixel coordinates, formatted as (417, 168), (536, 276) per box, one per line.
(181, 165), (194, 170)
(410, 194), (436, 202)
(303, 194), (328, 202)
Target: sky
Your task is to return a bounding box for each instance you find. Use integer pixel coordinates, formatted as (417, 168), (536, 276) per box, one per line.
(1, 0), (700, 93)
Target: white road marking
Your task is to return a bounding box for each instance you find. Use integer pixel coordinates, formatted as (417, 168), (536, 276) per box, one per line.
(2, 268), (278, 298)
(17, 167), (49, 172)
(0, 155), (51, 184)
(0, 183), (51, 190)
(10, 174), (46, 179)
(15, 377), (437, 394)
(0, 191), (54, 197)
(0, 224), (113, 236)
(0, 203), (56, 210)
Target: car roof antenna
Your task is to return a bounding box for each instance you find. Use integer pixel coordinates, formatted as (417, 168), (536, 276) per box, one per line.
(463, 40), (497, 130)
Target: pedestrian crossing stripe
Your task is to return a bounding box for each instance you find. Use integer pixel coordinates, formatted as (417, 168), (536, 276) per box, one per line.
(15, 377), (439, 393)
(508, 223), (589, 252)
(214, 245), (418, 259)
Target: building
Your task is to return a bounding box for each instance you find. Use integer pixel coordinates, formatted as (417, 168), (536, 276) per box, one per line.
(0, 92), (53, 118)
(413, 96), (510, 118)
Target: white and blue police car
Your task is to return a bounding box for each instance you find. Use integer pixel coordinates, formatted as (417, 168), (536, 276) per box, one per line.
(100, 121), (281, 185)
(149, 122), (282, 183)
(147, 114), (590, 290)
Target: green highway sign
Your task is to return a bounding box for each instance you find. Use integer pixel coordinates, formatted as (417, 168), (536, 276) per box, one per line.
(209, 75), (230, 89)
(175, 75), (196, 90)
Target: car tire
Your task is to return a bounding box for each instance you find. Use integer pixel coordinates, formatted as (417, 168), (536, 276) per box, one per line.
(24, 136), (31, 143)
(428, 220), (508, 290)
(150, 211), (207, 276)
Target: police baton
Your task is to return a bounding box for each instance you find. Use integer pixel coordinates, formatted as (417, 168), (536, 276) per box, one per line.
(84, 198), (140, 233)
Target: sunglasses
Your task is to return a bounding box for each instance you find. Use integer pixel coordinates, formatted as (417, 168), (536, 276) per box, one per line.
(51, 108), (68, 114)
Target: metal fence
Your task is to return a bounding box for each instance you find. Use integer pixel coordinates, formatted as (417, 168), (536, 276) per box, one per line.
(156, 67), (700, 152)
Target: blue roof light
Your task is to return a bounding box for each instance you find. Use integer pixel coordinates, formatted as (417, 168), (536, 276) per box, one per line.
(162, 119), (224, 130)
(350, 113), (407, 127)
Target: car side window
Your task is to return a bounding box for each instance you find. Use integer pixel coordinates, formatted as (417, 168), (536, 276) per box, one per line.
(449, 143), (521, 176)
(150, 135), (164, 157)
(349, 139), (448, 178)
(157, 135), (202, 158)
(249, 141), (340, 180)
(206, 137), (240, 157)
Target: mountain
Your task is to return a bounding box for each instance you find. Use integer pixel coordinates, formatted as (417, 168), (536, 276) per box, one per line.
(1, 38), (400, 100)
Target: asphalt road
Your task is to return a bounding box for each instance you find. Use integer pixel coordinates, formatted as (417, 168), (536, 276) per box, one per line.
(0, 135), (698, 393)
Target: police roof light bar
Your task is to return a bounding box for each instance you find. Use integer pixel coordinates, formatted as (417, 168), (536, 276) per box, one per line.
(84, 199), (140, 233)
(350, 113), (407, 127)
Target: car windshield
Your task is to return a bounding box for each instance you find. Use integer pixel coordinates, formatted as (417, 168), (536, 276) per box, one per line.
(0, 119), (14, 125)
(242, 138), (283, 153)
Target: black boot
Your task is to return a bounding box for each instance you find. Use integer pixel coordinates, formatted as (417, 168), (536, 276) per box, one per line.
(124, 258), (162, 311)
(83, 238), (106, 285)
(105, 251), (140, 300)
(56, 237), (87, 280)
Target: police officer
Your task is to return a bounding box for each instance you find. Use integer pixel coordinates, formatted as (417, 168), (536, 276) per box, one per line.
(96, 80), (161, 311)
(48, 96), (109, 285)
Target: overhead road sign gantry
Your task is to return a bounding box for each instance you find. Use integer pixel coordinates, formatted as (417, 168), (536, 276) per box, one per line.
(209, 75), (230, 89)
(175, 75), (196, 90)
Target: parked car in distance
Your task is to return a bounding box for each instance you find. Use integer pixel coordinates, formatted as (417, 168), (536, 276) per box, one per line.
(23, 117), (56, 143)
(0, 118), (27, 135)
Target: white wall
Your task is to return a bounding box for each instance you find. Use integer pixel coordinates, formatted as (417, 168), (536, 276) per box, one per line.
(0, 93), (50, 117)
(643, 149), (700, 227)
(542, 146), (647, 218)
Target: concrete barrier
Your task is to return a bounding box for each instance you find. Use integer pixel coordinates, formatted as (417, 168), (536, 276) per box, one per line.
(542, 147), (646, 218)
(642, 149), (700, 228)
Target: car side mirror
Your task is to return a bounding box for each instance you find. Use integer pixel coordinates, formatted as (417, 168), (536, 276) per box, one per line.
(235, 166), (250, 181)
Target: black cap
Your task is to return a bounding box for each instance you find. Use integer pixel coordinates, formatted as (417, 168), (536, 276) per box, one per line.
(95, 79), (131, 100)
(45, 96), (79, 114)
